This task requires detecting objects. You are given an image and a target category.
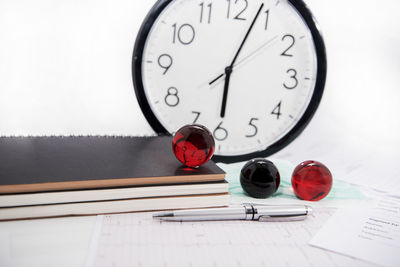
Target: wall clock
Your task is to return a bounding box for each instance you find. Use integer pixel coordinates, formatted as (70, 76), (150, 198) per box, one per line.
(132, 0), (326, 163)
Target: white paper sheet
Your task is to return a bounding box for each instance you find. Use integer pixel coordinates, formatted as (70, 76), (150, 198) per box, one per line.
(274, 127), (400, 196)
(310, 196), (400, 267)
(85, 208), (375, 267)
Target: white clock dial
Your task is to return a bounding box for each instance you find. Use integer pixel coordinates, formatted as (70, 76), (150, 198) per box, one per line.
(134, 0), (326, 162)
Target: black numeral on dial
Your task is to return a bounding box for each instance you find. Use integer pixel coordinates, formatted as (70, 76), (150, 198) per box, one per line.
(271, 101), (282, 119)
(281, 34), (295, 57)
(199, 2), (212, 24)
(165, 87), (180, 107)
(283, 69), (298, 89)
(158, 54), (173, 75)
(264, 9), (270, 30)
(213, 122), (228, 141)
(172, 23), (195, 45)
(245, 118), (259, 138)
(227, 0), (248, 20)
(192, 111), (201, 123)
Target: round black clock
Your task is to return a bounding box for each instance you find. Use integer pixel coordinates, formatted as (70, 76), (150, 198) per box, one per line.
(132, 0), (327, 163)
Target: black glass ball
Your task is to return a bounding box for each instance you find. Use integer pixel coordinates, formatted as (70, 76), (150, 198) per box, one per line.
(240, 158), (281, 198)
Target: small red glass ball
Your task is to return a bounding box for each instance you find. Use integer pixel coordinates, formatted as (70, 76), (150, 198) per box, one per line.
(291, 160), (333, 201)
(172, 124), (215, 168)
(240, 158), (280, 198)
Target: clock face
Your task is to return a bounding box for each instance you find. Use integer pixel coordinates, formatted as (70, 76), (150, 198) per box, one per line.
(133, 0), (326, 163)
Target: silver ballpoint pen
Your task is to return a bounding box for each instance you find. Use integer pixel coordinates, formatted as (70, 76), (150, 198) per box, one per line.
(153, 203), (312, 222)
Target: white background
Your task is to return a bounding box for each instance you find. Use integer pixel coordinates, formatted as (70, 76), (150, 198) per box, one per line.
(0, 0), (399, 169)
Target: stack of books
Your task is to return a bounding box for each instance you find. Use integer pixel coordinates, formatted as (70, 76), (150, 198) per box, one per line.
(0, 136), (229, 220)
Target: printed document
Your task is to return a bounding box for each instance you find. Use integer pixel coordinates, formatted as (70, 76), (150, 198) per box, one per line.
(310, 196), (400, 267)
(85, 208), (374, 267)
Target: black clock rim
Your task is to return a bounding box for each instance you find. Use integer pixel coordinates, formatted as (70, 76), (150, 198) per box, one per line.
(132, 0), (327, 164)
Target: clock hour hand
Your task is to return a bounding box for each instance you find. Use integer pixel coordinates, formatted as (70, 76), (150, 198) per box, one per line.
(219, 3), (264, 118)
(220, 67), (232, 118)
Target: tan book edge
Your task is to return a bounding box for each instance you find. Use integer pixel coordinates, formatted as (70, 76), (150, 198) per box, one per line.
(0, 193), (231, 221)
(0, 173), (225, 194)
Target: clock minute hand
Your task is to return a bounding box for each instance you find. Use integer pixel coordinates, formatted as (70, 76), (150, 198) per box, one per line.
(229, 3), (265, 68)
(219, 3), (264, 118)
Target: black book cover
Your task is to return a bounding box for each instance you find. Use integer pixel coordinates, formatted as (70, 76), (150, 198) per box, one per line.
(0, 136), (225, 194)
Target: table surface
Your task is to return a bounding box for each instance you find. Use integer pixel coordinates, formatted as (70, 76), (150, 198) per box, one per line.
(0, 211), (376, 267)
(0, 216), (96, 267)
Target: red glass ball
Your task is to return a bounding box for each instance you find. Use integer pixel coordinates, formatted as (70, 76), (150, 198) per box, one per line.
(291, 160), (332, 201)
(172, 124), (215, 168)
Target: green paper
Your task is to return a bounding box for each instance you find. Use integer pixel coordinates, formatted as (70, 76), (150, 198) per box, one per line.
(218, 159), (369, 207)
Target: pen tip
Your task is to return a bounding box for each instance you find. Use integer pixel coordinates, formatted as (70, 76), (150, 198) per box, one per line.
(153, 212), (174, 218)
(306, 206), (313, 215)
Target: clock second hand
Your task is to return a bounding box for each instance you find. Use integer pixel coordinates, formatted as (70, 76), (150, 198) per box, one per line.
(218, 3), (264, 118)
(209, 35), (279, 86)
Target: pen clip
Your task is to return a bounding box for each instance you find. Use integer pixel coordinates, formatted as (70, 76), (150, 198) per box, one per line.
(258, 214), (308, 222)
